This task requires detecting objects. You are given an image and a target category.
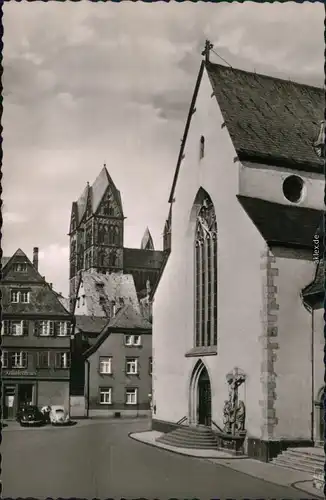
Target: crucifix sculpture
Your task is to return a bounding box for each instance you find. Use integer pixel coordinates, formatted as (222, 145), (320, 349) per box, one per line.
(223, 367), (246, 435)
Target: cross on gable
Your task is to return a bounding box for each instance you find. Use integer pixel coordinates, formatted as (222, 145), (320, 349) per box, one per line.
(201, 40), (214, 63)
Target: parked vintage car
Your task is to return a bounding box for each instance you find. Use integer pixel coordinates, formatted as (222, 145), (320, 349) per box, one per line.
(16, 405), (46, 427)
(49, 405), (71, 426)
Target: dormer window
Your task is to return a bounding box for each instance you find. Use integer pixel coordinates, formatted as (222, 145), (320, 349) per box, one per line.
(10, 289), (30, 303)
(199, 136), (205, 160)
(13, 263), (27, 272)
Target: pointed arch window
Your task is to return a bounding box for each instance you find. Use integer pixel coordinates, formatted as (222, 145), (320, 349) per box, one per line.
(194, 196), (217, 347)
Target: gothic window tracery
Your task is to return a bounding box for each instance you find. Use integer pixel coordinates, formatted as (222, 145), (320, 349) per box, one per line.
(113, 226), (119, 245)
(103, 225), (110, 244)
(108, 225), (115, 245)
(85, 226), (92, 248)
(98, 224), (105, 244)
(98, 250), (105, 267)
(194, 196), (217, 347)
(109, 250), (117, 267)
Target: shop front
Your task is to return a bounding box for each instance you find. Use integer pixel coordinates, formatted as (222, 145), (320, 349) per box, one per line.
(2, 371), (38, 419)
(2, 371), (70, 420)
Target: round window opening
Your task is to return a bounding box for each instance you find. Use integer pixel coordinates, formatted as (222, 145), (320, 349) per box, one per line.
(282, 175), (304, 203)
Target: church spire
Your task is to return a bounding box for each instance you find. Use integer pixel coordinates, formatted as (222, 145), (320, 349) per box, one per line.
(141, 227), (154, 250)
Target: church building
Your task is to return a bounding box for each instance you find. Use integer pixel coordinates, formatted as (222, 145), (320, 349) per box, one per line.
(152, 46), (324, 462)
(68, 166), (164, 310)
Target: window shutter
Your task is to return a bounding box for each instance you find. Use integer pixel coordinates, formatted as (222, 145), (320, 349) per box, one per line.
(22, 320), (29, 336)
(49, 321), (55, 336)
(22, 352), (28, 368)
(1, 319), (10, 335)
(55, 352), (60, 368)
(67, 352), (71, 368)
(34, 321), (40, 336)
(2, 351), (8, 368)
(53, 321), (59, 336)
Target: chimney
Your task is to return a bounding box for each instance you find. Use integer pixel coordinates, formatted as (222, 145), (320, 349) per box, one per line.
(33, 247), (39, 271)
(49, 283), (53, 289)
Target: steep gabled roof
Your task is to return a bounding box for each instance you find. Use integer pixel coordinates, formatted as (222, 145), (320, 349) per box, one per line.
(91, 166), (123, 215)
(1, 256), (10, 268)
(1, 248), (44, 282)
(237, 196), (323, 249)
(73, 167), (124, 228)
(206, 62), (324, 173)
(84, 304), (151, 359)
(1, 249), (72, 317)
(168, 60), (324, 203)
(141, 227), (154, 250)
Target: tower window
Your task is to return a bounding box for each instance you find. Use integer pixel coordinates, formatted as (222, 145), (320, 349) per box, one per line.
(199, 136), (205, 160)
(282, 175), (304, 203)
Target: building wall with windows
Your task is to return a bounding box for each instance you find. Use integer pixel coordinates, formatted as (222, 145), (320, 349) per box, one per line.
(152, 69), (266, 436)
(85, 326), (152, 417)
(1, 248), (73, 419)
(151, 61), (323, 461)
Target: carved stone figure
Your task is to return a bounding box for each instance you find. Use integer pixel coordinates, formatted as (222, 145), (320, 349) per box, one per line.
(223, 367), (246, 435)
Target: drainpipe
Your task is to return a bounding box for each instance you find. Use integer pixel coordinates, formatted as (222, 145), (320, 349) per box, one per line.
(302, 295), (314, 444)
(85, 359), (90, 418)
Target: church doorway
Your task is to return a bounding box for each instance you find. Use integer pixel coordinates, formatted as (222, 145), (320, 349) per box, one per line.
(189, 360), (212, 427)
(198, 368), (212, 426)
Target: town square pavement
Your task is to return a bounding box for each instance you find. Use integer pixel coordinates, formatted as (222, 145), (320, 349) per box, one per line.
(1, 418), (321, 499)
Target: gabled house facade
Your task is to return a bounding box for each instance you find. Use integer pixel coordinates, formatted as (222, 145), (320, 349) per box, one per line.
(152, 53), (324, 461)
(69, 270), (151, 416)
(84, 304), (152, 417)
(1, 248), (73, 419)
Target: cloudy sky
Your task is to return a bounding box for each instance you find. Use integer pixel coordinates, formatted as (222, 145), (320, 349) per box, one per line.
(3, 2), (323, 297)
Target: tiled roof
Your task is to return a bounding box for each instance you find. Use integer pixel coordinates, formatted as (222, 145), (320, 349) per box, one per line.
(140, 227), (154, 250)
(75, 167), (124, 225)
(79, 271), (140, 317)
(108, 303), (152, 330)
(124, 248), (164, 270)
(57, 295), (70, 312)
(84, 304), (151, 359)
(76, 184), (89, 224)
(237, 196), (322, 249)
(75, 315), (108, 334)
(206, 62), (324, 173)
(1, 256), (10, 268)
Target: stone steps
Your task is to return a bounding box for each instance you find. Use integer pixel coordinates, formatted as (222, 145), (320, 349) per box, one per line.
(271, 447), (324, 475)
(156, 425), (218, 450)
